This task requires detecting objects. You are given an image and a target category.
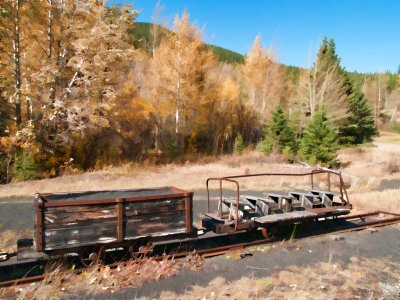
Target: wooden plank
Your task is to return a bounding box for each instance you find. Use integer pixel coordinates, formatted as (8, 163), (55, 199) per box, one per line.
(44, 222), (118, 250)
(255, 210), (317, 225)
(45, 216), (118, 229)
(44, 198), (186, 226)
(125, 198), (185, 216)
(307, 206), (351, 217)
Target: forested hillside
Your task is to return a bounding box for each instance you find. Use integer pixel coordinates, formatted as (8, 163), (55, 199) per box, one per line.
(133, 22), (245, 64)
(0, 1), (398, 183)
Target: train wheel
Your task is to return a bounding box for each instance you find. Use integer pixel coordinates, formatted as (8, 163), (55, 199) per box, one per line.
(261, 228), (271, 239)
(128, 242), (153, 261)
(79, 246), (103, 267)
(261, 226), (277, 240)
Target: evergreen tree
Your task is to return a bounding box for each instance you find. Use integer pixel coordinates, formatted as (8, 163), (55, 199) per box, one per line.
(233, 135), (244, 154)
(304, 37), (350, 125)
(12, 151), (37, 182)
(300, 107), (338, 166)
(339, 87), (377, 144)
(259, 105), (297, 154)
(310, 37), (376, 145)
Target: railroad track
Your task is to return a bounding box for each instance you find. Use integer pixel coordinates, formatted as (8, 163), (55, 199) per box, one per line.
(0, 210), (399, 288)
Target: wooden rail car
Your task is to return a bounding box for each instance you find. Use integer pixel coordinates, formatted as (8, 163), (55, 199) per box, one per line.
(19, 187), (195, 266)
(203, 169), (351, 237)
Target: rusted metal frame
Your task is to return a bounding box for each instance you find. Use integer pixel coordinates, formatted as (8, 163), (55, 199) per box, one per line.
(225, 169), (344, 197)
(206, 177), (229, 215)
(378, 211), (400, 217)
(0, 275), (46, 288)
(328, 173), (331, 191)
(206, 177), (240, 231)
(310, 169), (348, 205)
(220, 168), (348, 203)
(116, 198), (124, 242)
(41, 193), (188, 208)
(224, 169), (336, 179)
(342, 210), (399, 220)
(340, 174), (350, 205)
(34, 194), (44, 252)
(222, 178), (240, 231)
(185, 193), (192, 234)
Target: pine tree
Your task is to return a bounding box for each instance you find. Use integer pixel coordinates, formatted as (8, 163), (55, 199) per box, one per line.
(300, 107), (338, 166)
(339, 87), (377, 144)
(12, 150), (37, 181)
(259, 105), (297, 154)
(233, 134), (244, 154)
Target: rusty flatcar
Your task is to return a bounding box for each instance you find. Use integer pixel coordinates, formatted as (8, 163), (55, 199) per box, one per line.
(6, 168), (351, 267)
(203, 168), (351, 237)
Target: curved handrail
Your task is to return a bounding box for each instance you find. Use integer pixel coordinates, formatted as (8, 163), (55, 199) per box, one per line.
(205, 168), (350, 232)
(206, 177), (240, 231)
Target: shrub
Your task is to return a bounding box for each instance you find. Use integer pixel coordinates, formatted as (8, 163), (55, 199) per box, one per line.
(12, 151), (38, 182)
(259, 105), (298, 155)
(233, 135), (244, 154)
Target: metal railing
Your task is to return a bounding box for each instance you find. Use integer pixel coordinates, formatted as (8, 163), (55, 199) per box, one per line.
(206, 168), (350, 232)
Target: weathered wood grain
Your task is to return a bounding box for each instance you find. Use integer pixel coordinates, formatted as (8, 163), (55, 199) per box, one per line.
(42, 195), (189, 250)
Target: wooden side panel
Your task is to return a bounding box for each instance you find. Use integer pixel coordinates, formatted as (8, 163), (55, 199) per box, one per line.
(42, 197), (189, 251)
(124, 198), (187, 238)
(44, 203), (118, 250)
(124, 211), (186, 238)
(124, 198), (186, 217)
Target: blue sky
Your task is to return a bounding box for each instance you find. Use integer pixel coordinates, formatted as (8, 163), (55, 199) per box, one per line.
(130, 0), (399, 73)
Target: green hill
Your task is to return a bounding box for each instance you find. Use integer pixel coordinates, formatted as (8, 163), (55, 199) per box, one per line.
(132, 22), (245, 64)
(131, 22), (304, 79)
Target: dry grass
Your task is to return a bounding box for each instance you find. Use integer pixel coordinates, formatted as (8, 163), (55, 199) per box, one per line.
(0, 132), (398, 198)
(0, 228), (33, 253)
(350, 189), (400, 213)
(0, 253), (203, 299)
(157, 256), (400, 300)
(0, 133), (399, 212)
(0, 152), (311, 198)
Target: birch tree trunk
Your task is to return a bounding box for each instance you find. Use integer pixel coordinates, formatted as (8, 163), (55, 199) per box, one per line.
(47, 0), (54, 59)
(12, 0), (22, 125)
